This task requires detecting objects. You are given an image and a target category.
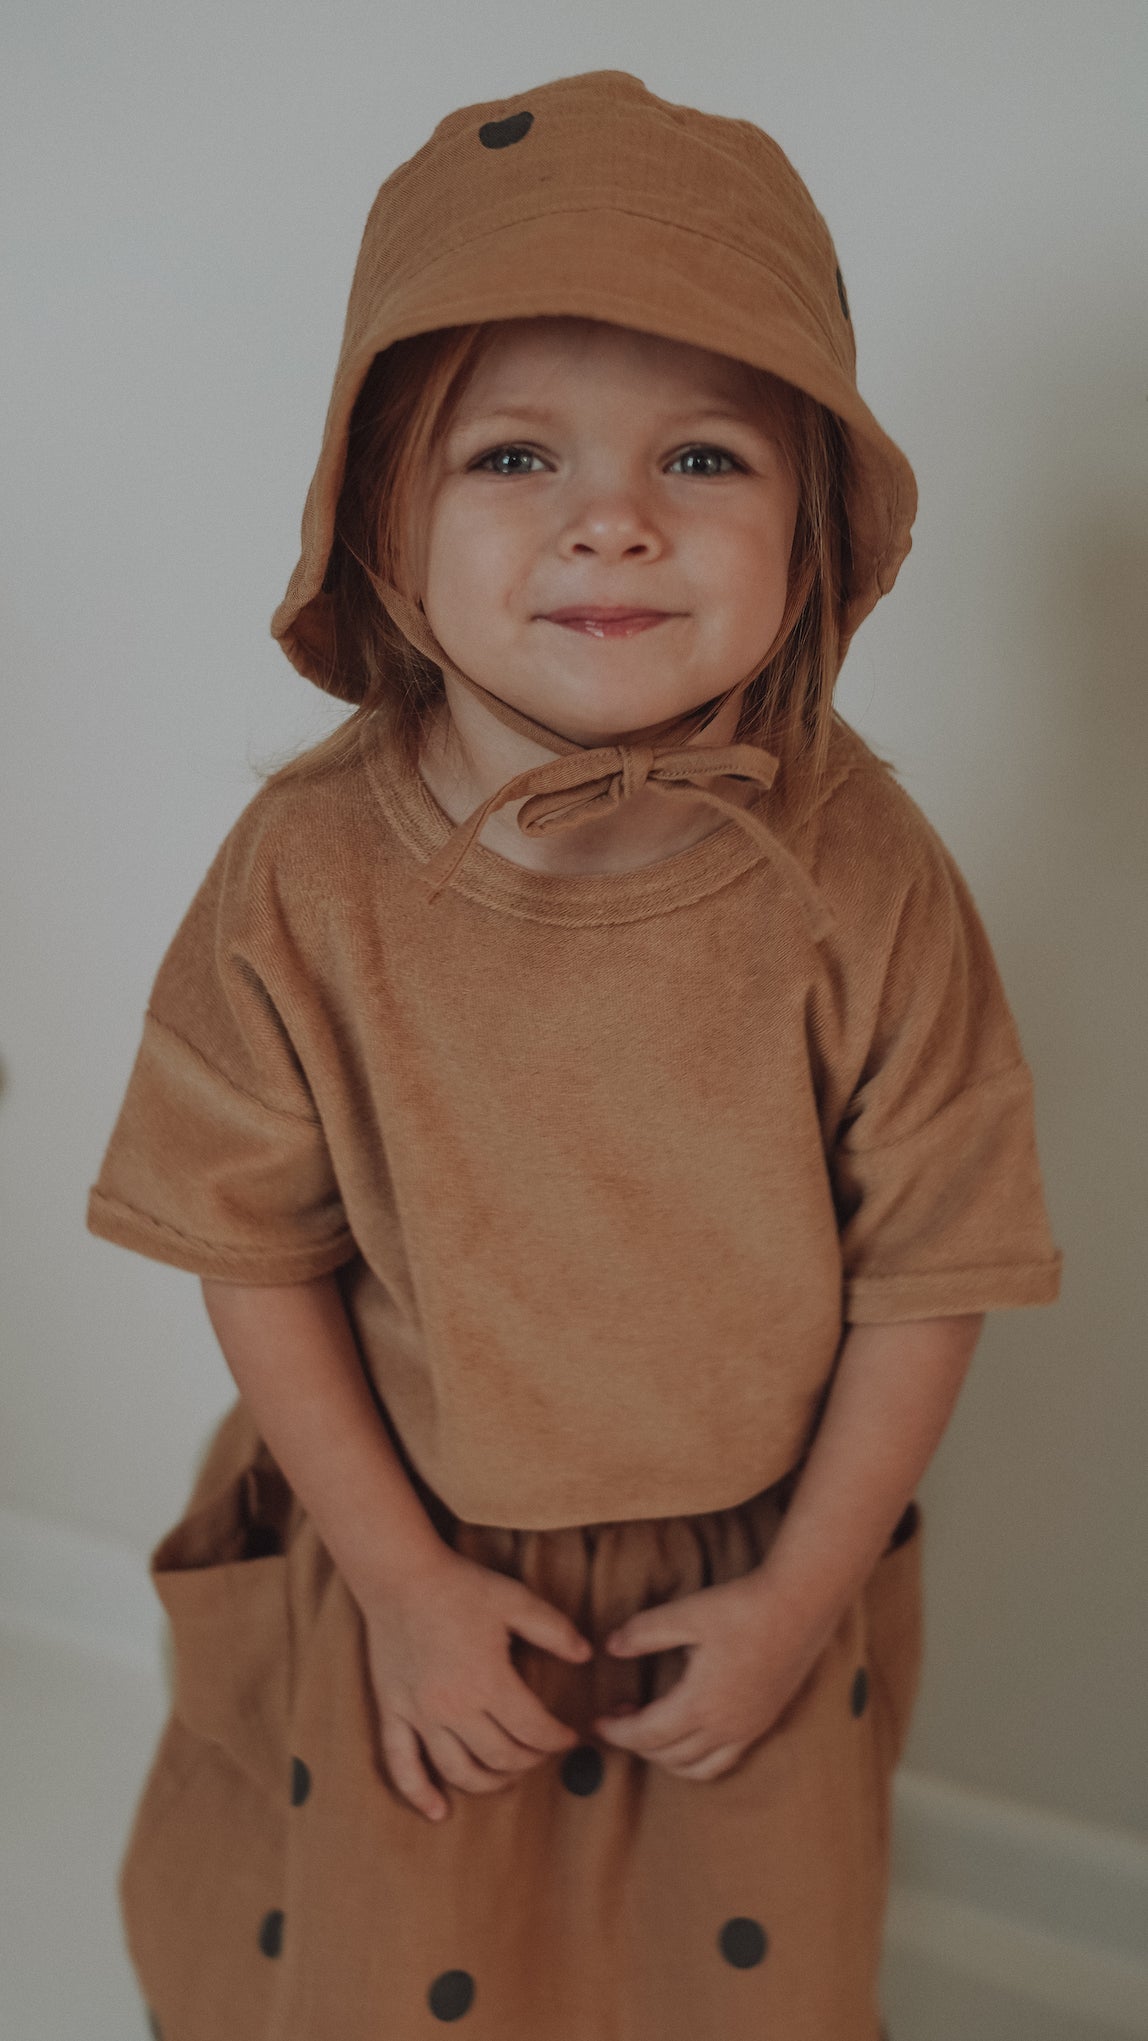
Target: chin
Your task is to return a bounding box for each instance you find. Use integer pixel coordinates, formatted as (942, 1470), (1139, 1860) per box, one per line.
(538, 679), (696, 742)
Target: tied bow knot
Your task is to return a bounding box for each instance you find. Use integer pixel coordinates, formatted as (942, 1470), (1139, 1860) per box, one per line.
(512, 741), (778, 840)
(514, 740), (767, 836)
(368, 578), (836, 943)
(420, 733), (836, 944)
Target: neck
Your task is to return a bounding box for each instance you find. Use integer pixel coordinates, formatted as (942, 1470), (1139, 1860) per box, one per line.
(417, 677), (759, 875)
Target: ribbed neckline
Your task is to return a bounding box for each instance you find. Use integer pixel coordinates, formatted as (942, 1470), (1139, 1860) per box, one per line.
(360, 723), (781, 927)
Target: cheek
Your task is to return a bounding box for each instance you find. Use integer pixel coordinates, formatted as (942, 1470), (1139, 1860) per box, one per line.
(745, 497), (799, 616)
(695, 511), (793, 620)
(425, 496), (527, 627)
(424, 491), (522, 587)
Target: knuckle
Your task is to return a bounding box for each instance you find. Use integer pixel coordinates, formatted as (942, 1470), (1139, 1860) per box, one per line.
(442, 1752), (488, 1792)
(467, 1749), (511, 1788)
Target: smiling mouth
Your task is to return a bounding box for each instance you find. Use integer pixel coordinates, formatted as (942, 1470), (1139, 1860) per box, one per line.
(541, 610), (678, 638)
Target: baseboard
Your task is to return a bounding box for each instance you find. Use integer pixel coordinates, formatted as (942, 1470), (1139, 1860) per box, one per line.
(2, 1506), (1145, 2032)
(888, 1773), (1148, 2033)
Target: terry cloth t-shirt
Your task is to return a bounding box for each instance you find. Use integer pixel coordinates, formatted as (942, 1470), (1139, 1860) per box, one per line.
(86, 712), (1063, 1529)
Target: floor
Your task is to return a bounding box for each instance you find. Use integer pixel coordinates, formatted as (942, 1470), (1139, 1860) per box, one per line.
(0, 1621), (1128, 2041)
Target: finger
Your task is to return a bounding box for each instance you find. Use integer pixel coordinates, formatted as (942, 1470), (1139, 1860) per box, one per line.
(455, 1709), (546, 1775)
(507, 1584), (594, 1664)
(595, 1692), (693, 1750)
(487, 1696), (572, 1759)
(605, 1602), (699, 1657)
(642, 1729), (715, 1767)
(665, 1742), (744, 1782)
(424, 1724), (519, 1795)
(501, 1679), (584, 1753)
(380, 1715), (450, 1822)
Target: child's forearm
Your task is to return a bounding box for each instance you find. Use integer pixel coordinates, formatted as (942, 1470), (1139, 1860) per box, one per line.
(200, 1273), (449, 1607)
(746, 1313), (984, 1643)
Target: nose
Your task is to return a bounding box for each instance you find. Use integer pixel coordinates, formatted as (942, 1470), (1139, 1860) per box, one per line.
(560, 484), (665, 562)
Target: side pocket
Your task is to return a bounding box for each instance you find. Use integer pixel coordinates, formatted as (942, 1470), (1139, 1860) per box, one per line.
(149, 1406), (297, 1803)
(861, 1499), (925, 1775)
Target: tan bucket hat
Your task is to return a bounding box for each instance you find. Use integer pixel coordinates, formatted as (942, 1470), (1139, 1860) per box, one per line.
(272, 66), (915, 683)
(269, 68), (918, 921)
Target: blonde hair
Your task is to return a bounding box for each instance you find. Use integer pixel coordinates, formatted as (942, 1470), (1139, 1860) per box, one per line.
(255, 320), (855, 826)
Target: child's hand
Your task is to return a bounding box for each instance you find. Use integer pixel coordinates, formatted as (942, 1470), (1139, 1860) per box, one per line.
(360, 1545), (593, 1822)
(592, 1573), (839, 1782)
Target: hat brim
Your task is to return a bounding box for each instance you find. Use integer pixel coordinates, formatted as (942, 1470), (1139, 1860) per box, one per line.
(271, 206), (916, 695)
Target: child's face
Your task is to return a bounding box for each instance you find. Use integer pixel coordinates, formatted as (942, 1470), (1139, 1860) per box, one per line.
(417, 317), (800, 745)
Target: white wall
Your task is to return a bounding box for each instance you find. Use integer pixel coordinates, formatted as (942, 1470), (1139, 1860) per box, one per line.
(2, 0), (1144, 1842)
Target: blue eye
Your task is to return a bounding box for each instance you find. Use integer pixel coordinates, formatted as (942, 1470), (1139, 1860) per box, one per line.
(472, 445), (545, 475)
(469, 442), (745, 478)
(669, 445), (742, 477)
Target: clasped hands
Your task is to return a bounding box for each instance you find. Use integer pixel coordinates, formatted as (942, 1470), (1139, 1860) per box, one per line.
(591, 1569), (841, 1781)
(364, 1542), (844, 1821)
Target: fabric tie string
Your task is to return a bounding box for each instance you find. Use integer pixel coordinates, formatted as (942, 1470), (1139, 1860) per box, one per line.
(372, 581), (837, 942)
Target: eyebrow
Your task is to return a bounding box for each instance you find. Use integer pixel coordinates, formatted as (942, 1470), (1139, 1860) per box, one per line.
(450, 402), (771, 433)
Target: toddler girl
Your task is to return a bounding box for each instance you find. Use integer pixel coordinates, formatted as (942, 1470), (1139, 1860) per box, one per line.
(87, 68), (1063, 2041)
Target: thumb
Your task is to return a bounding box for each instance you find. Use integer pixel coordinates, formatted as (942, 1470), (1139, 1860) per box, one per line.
(508, 1582), (594, 1663)
(605, 1603), (687, 1656)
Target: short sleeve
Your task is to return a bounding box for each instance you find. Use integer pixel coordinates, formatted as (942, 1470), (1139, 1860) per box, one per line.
(86, 822), (357, 1284)
(831, 820), (1064, 1322)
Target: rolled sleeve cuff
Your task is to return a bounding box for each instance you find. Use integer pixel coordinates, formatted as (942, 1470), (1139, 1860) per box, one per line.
(86, 1185), (358, 1285)
(843, 1249), (1064, 1322)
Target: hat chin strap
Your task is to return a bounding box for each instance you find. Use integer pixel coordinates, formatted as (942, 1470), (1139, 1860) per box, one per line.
(367, 574), (835, 942)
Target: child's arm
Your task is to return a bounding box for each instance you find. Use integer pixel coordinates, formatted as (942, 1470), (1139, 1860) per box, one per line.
(596, 1312), (983, 1770)
(740, 1311), (983, 1639)
(200, 1272), (451, 1604)
(200, 1272), (594, 1823)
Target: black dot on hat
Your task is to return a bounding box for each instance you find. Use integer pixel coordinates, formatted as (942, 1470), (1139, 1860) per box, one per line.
(561, 1742), (604, 1795)
(290, 1755), (311, 1805)
(718, 1916), (768, 1967)
(146, 2014), (162, 2039)
(851, 1666), (870, 1717)
(258, 1908), (285, 1958)
(478, 111), (534, 150)
(835, 264), (851, 322)
(428, 1968), (475, 2020)
(887, 1500), (920, 1553)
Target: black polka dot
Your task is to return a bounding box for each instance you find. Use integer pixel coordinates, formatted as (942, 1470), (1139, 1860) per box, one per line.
(290, 1755), (311, 1805)
(718, 1916), (768, 1967)
(146, 2014), (162, 2039)
(428, 1968), (475, 2020)
(851, 1666), (870, 1716)
(478, 111), (533, 150)
(258, 1908), (285, 1958)
(560, 1742), (604, 1795)
(835, 264), (851, 322)
(886, 1500), (920, 1553)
